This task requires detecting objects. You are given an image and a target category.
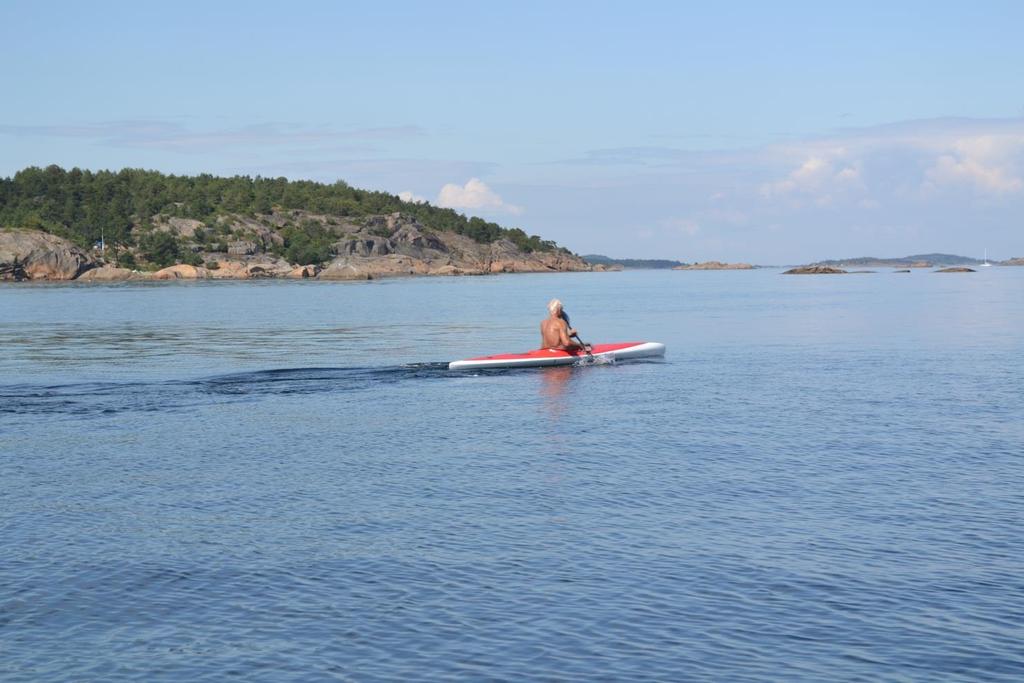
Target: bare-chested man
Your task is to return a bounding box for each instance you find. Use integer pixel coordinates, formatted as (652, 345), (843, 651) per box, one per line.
(540, 298), (582, 350)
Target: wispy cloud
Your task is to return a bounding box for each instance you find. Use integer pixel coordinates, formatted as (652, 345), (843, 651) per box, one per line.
(831, 116), (1024, 141)
(557, 146), (698, 167)
(0, 120), (426, 152)
(549, 118), (1024, 202)
(547, 144), (769, 175)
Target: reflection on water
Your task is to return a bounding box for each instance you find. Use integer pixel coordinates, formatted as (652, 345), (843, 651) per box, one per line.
(539, 365), (574, 413)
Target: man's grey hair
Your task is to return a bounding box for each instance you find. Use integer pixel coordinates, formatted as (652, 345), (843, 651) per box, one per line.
(547, 298), (563, 315)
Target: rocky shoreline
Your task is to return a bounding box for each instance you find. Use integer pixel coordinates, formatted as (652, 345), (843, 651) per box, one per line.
(5, 216), (1020, 283)
(1, 212), (613, 283)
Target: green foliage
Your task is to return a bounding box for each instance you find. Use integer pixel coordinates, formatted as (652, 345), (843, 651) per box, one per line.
(0, 165), (562, 260)
(279, 219), (334, 265)
(505, 227), (555, 253)
(118, 251), (137, 270)
(139, 231), (181, 268)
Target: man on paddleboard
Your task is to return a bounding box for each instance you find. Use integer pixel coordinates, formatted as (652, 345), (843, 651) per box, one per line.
(541, 299), (582, 350)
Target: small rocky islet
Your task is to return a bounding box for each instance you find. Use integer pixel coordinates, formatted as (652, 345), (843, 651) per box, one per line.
(784, 262), (997, 275)
(782, 265), (849, 274)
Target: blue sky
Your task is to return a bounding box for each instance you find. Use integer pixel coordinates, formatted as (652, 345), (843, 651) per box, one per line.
(2, 1), (1023, 261)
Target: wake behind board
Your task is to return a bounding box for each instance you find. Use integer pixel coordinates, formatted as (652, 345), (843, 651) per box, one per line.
(448, 341), (665, 370)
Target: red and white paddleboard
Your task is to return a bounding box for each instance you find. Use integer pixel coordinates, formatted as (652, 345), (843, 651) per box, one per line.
(448, 341), (665, 370)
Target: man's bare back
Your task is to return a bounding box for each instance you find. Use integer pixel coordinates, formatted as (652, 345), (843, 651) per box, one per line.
(540, 299), (580, 350)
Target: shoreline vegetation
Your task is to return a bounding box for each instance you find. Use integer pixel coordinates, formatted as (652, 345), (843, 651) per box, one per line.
(0, 165), (612, 282)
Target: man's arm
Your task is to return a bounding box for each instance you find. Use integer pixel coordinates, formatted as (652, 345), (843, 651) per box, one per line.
(558, 320), (577, 348)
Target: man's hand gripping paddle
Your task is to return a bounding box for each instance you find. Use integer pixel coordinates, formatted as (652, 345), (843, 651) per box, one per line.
(573, 333), (594, 360)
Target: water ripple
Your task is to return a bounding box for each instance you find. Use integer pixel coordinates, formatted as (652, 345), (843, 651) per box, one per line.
(2, 271), (1024, 681)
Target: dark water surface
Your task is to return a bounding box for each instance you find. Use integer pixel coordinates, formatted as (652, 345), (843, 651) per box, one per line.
(2, 270), (1023, 681)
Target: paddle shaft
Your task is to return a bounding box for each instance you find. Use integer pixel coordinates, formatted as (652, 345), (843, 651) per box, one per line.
(561, 310), (592, 358)
(573, 334), (593, 358)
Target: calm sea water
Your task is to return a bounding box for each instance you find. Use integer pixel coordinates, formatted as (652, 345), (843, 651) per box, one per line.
(2, 269), (1023, 681)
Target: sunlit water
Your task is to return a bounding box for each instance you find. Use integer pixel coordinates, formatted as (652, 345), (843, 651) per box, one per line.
(2, 269), (1022, 681)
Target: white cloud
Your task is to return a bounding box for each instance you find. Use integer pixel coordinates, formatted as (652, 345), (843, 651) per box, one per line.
(436, 178), (522, 214)
(398, 190), (426, 204)
(925, 154), (1023, 194)
(760, 152), (862, 199)
(921, 135), (1024, 194)
(775, 123), (1024, 198)
(751, 120), (1024, 208)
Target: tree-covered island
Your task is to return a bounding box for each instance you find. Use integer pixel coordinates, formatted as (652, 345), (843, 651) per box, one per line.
(0, 166), (598, 281)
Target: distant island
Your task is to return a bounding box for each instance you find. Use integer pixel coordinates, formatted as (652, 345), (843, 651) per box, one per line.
(0, 166), (602, 282)
(673, 261), (755, 270)
(780, 252), (1024, 273)
(582, 254), (683, 269)
(809, 253), (983, 268)
(583, 255), (757, 270)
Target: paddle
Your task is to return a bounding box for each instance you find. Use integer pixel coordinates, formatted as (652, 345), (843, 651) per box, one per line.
(561, 309), (593, 359)
(573, 333), (594, 360)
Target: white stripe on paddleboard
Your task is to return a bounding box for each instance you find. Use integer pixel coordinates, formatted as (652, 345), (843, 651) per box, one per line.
(448, 342), (665, 370)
